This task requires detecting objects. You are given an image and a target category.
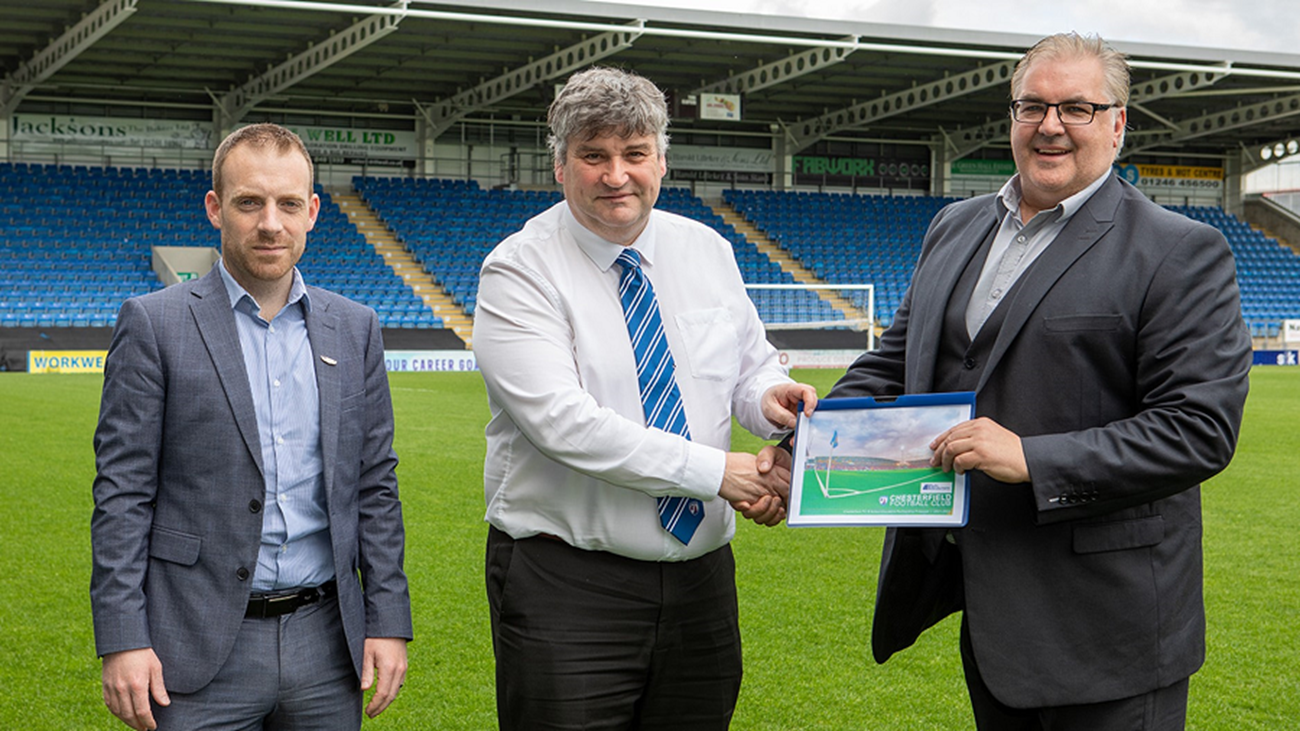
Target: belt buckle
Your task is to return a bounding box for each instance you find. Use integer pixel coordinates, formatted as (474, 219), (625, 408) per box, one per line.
(264, 592), (303, 615)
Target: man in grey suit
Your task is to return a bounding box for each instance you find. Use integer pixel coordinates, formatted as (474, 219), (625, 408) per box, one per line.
(816, 33), (1251, 729)
(91, 123), (412, 730)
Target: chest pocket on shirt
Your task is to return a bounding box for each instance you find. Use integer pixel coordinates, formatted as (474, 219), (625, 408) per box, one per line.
(673, 308), (740, 383)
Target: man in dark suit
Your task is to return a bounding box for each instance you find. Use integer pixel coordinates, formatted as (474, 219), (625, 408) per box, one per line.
(91, 123), (412, 730)
(819, 33), (1251, 729)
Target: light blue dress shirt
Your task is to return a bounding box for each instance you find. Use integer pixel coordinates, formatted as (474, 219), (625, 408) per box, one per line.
(217, 261), (333, 591)
(965, 170), (1111, 338)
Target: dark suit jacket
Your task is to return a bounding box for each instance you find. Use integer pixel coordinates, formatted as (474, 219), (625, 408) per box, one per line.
(90, 266), (412, 694)
(829, 175), (1251, 708)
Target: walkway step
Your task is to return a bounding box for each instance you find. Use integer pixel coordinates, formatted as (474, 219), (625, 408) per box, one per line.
(334, 192), (474, 348)
(712, 205), (875, 330)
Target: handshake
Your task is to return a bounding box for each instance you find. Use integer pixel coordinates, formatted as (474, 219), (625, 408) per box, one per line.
(720, 446), (796, 527)
(718, 381), (819, 527)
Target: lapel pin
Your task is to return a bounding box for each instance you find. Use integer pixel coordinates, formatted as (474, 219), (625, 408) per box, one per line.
(320, 356), (338, 366)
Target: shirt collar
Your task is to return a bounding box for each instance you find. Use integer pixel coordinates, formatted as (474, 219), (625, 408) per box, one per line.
(562, 202), (659, 272)
(216, 258), (312, 315)
(996, 168), (1111, 225)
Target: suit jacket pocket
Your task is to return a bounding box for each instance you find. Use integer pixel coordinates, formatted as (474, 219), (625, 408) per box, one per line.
(1043, 314), (1122, 332)
(341, 389), (364, 413)
(1072, 515), (1164, 554)
(149, 525), (201, 566)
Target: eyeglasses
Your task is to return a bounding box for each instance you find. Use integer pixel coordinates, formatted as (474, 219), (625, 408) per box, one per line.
(1010, 100), (1116, 126)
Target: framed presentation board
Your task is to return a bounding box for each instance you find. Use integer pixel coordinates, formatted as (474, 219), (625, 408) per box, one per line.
(788, 392), (976, 527)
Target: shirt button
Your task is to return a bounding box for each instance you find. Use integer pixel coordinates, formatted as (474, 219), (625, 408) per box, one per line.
(249, 499), (262, 513)
(273, 379), (281, 388)
(276, 436), (284, 445)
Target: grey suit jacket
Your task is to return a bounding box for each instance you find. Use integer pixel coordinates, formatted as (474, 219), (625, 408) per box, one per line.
(829, 175), (1251, 708)
(91, 266), (412, 694)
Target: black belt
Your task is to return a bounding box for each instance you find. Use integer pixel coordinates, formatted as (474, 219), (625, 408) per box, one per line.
(245, 580), (336, 619)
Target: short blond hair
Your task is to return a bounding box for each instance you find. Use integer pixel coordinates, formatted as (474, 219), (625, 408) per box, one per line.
(1012, 33), (1130, 107)
(211, 123), (314, 196)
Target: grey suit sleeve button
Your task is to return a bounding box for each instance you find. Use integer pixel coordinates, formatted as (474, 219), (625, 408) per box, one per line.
(249, 499), (262, 513)
(236, 567), (250, 581)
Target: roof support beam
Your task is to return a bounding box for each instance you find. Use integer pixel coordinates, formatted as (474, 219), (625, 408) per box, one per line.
(0, 0), (138, 116)
(938, 67), (1231, 162)
(935, 117), (1012, 162)
(423, 23), (643, 140)
(787, 59), (1018, 154)
(1122, 91), (1300, 159)
(216, 1), (407, 125)
(692, 37), (856, 97)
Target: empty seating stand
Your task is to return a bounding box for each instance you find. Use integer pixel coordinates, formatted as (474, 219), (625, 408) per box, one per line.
(0, 162), (440, 330)
(5, 163), (1290, 339)
(0, 162), (188, 328)
(353, 178), (822, 326)
(725, 189), (960, 328)
(1167, 205), (1300, 338)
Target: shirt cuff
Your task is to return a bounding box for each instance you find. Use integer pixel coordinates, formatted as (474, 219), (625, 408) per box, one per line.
(678, 441), (727, 501)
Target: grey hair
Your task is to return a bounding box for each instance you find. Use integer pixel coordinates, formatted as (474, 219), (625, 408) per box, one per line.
(547, 67), (670, 166)
(1012, 32), (1131, 107)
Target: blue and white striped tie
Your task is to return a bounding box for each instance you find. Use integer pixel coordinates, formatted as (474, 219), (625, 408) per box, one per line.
(615, 248), (704, 545)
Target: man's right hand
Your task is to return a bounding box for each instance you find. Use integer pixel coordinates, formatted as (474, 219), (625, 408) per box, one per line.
(720, 451), (791, 525)
(102, 648), (169, 731)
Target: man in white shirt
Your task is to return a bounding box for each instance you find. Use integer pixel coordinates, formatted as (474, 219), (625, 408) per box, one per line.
(473, 67), (816, 730)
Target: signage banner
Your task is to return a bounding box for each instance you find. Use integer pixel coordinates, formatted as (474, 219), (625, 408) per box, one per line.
(776, 349), (863, 369)
(793, 155), (930, 185)
(1114, 163), (1223, 191)
(28, 350), (108, 374)
(1284, 320), (1300, 343)
(26, 348), (479, 374)
(281, 124), (417, 166)
(383, 350), (478, 372)
(699, 94), (741, 121)
(669, 145), (773, 173)
(12, 115), (213, 149)
(950, 159), (1016, 177)
(1253, 350), (1299, 366)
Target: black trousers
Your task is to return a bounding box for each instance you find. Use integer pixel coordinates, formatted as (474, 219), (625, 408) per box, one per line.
(486, 527), (742, 731)
(960, 614), (1190, 731)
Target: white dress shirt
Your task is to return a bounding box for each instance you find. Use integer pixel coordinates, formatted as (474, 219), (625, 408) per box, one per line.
(474, 202), (793, 561)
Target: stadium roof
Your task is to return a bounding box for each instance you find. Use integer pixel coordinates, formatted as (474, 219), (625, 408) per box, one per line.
(6, 0), (1300, 169)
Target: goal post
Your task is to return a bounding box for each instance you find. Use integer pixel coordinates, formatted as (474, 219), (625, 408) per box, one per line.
(743, 282), (876, 351)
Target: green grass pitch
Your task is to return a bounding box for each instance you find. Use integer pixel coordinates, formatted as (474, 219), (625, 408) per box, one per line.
(1, 367), (1296, 729)
(798, 466), (954, 518)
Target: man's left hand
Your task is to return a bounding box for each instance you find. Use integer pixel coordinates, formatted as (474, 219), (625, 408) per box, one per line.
(929, 417), (1029, 483)
(732, 493), (786, 526)
(361, 637), (409, 719)
(761, 382), (818, 429)
(731, 444), (795, 527)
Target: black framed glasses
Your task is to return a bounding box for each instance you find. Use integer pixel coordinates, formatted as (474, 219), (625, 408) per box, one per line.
(1010, 100), (1116, 125)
